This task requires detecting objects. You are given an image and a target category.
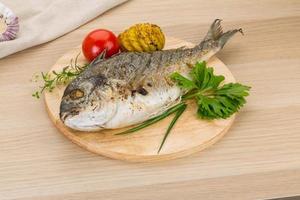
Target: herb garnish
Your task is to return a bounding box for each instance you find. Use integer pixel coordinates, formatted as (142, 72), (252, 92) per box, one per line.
(32, 53), (88, 99)
(117, 61), (250, 153)
(32, 50), (108, 99)
(172, 61), (251, 119)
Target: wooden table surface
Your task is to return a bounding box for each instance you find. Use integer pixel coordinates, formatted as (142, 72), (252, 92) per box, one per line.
(1, 0), (300, 199)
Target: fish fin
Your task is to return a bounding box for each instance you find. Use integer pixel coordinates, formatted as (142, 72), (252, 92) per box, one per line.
(204, 19), (224, 41)
(177, 46), (188, 50)
(204, 19), (243, 48)
(89, 49), (107, 66)
(218, 28), (243, 48)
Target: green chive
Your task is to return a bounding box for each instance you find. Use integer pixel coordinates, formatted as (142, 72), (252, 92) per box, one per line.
(115, 102), (185, 135)
(157, 104), (187, 154)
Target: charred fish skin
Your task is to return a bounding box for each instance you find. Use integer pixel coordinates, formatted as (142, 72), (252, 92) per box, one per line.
(60, 19), (243, 131)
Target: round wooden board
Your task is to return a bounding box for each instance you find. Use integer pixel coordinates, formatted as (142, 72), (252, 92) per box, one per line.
(44, 37), (236, 162)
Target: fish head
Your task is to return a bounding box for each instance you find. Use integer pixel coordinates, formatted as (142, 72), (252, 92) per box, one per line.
(59, 75), (116, 131)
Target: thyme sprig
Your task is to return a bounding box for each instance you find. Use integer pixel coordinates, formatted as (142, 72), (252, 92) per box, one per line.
(32, 53), (88, 99)
(32, 50), (108, 99)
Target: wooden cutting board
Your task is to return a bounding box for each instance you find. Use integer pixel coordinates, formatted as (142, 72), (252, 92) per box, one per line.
(44, 37), (236, 162)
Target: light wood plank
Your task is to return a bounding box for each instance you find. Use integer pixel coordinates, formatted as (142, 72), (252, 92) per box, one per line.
(0, 0), (299, 199)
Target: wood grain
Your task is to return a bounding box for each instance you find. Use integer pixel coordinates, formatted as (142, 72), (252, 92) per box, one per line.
(44, 37), (236, 162)
(0, 0), (300, 199)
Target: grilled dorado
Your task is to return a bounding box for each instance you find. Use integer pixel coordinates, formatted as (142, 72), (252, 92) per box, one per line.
(59, 19), (243, 131)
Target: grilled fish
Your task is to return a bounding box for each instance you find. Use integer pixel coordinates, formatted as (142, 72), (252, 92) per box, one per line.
(60, 19), (242, 131)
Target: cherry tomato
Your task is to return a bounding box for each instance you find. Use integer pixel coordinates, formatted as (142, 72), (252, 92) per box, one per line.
(82, 29), (120, 62)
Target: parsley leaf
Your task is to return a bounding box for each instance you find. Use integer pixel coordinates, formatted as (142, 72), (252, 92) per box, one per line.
(170, 72), (197, 90)
(171, 61), (250, 119)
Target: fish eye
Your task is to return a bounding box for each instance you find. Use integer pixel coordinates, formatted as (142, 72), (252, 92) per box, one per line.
(70, 89), (84, 100)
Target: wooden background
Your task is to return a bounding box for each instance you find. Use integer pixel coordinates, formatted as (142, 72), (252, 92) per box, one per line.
(0, 0), (299, 199)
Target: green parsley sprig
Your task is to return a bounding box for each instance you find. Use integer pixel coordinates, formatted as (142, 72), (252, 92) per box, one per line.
(117, 61), (250, 153)
(171, 61), (251, 119)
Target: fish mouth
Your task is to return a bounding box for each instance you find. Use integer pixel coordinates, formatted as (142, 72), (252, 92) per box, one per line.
(64, 122), (104, 132)
(59, 108), (80, 122)
(61, 110), (106, 132)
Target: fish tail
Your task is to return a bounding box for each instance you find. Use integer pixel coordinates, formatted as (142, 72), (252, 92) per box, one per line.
(203, 19), (243, 48)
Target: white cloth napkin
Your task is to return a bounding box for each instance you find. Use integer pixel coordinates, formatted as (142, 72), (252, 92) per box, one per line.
(0, 0), (127, 59)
